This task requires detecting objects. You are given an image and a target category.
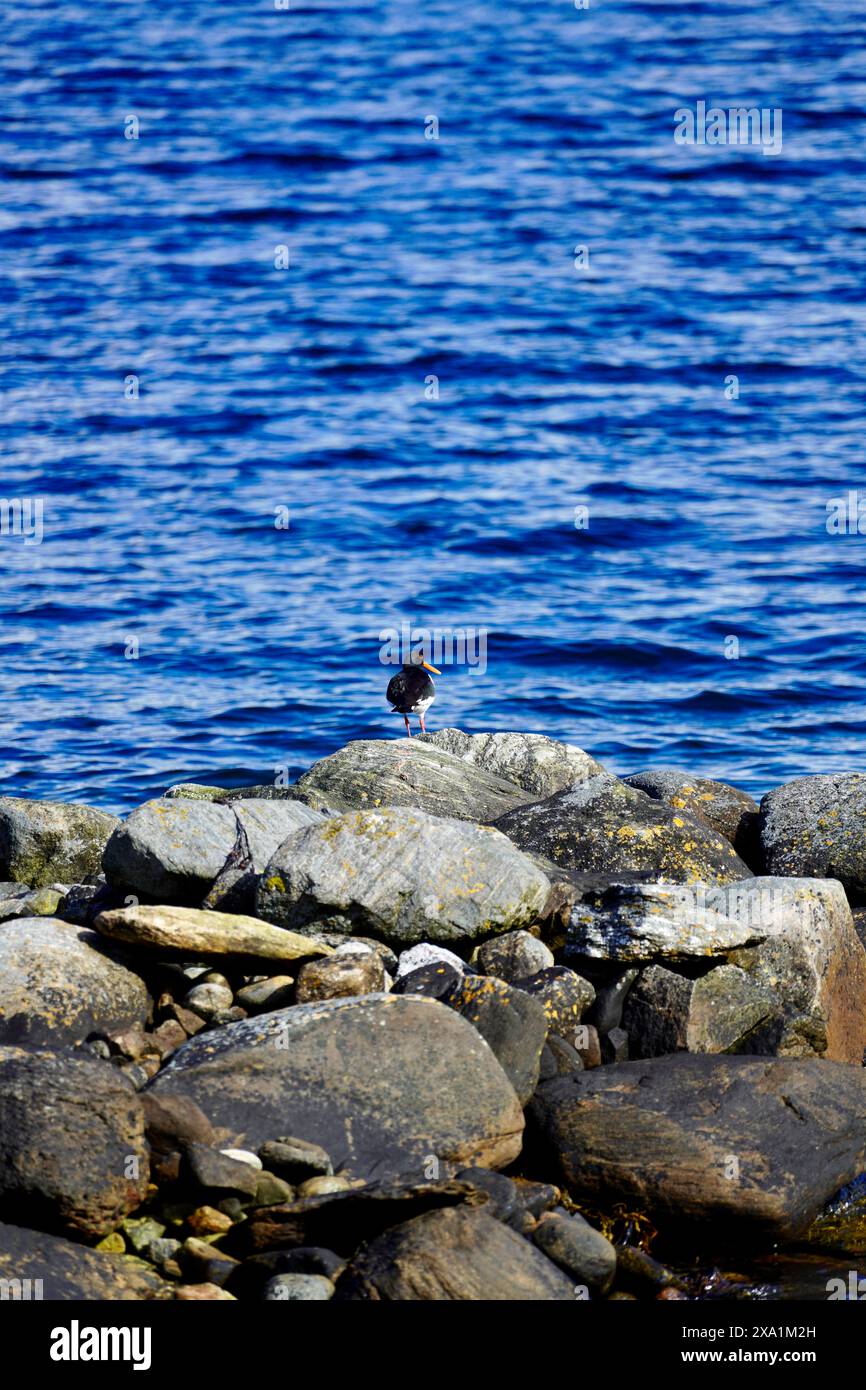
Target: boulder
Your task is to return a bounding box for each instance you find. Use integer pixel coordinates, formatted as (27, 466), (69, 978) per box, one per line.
(0, 919), (149, 1047)
(94, 903), (332, 964)
(760, 774), (866, 903)
(621, 963), (779, 1057)
(103, 797), (322, 904)
(446, 975), (549, 1104)
(334, 1206), (576, 1300)
(147, 994), (523, 1182)
(0, 1223), (170, 1300)
(0, 797), (119, 888)
(531, 1211), (616, 1294)
(623, 769), (759, 864)
(255, 808), (550, 948)
(513, 966), (596, 1046)
(529, 1054), (866, 1240)
(293, 738), (532, 821)
(494, 775), (752, 883)
(0, 1049), (149, 1239)
(417, 730), (605, 798)
(295, 948), (385, 1003)
(566, 881), (764, 962)
(719, 877), (866, 1064)
(471, 929), (554, 981)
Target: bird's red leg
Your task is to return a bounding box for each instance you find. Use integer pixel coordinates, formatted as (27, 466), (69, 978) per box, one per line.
(403, 715), (411, 737)
(419, 712), (427, 733)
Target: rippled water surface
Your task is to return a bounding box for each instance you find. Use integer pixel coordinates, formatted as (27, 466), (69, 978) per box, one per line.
(1, 0), (865, 812)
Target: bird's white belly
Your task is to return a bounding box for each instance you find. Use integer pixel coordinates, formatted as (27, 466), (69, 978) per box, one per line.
(410, 693), (435, 714)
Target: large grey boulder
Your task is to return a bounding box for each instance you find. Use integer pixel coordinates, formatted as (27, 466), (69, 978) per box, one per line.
(719, 877), (866, 1064)
(0, 1223), (170, 1300)
(147, 994), (524, 1182)
(0, 797), (119, 888)
(760, 773), (866, 903)
(94, 903), (332, 964)
(565, 881), (765, 962)
(102, 797), (321, 903)
(0, 1049), (149, 1239)
(417, 730), (606, 799)
(623, 769), (759, 865)
(0, 919), (149, 1047)
(255, 807), (551, 948)
(529, 1054), (866, 1240)
(621, 963), (780, 1057)
(293, 738), (532, 821)
(334, 1206), (576, 1300)
(494, 775), (752, 883)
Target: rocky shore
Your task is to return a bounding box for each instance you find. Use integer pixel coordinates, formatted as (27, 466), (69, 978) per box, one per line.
(2, 731), (866, 1300)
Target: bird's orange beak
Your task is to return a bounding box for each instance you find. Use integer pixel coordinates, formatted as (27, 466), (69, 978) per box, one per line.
(422, 660), (441, 674)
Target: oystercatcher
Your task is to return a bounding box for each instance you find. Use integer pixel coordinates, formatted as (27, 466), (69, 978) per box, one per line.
(386, 653), (441, 736)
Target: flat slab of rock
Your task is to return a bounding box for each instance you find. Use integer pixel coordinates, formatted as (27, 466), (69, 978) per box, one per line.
(0, 796), (119, 889)
(147, 994), (524, 1182)
(494, 775), (752, 883)
(0, 1049), (149, 1239)
(0, 1222), (169, 1300)
(566, 882), (764, 962)
(294, 738), (532, 821)
(255, 807), (551, 948)
(418, 730), (606, 799)
(334, 1206), (576, 1300)
(0, 919), (149, 1046)
(94, 903), (333, 964)
(103, 797), (322, 903)
(623, 769), (759, 864)
(529, 1054), (866, 1240)
(719, 877), (866, 1064)
(760, 773), (866, 903)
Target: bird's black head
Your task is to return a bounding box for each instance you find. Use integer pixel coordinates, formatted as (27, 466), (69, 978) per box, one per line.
(405, 649), (441, 674)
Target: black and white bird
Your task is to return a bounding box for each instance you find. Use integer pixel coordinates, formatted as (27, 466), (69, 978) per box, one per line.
(386, 652), (441, 736)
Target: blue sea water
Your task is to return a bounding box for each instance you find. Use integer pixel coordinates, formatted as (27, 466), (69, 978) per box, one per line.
(1, 0), (865, 814)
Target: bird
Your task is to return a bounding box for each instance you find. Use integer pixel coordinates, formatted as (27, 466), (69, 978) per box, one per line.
(386, 652), (441, 736)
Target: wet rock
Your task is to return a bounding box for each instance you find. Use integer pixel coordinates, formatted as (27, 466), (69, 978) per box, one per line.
(147, 994), (524, 1182)
(296, 949), (385, 1002)
(0, 919), (149, 1047)
(417, 729), (606, 798)
(621, 963), (780, 1057)
(334, 1206), (576, 1300)
(453, 1167), (520, 1225)
(588, 967), (639, 1034)
(623, 769), (760, 864)
(529, 1054), (866, 1240)
(718, 877), (866, 1064)
(0, 1049), (149, 1240)
(446, 974), (549, 1104)
(224, 1247), (344, 1298)
(0, 1222), (170, 1299)
(471, 929), (554, 982)
(513, 966), (596, 1045)
(565, 881), (764, 962)
(294, 737), (533, 821)
(0, 797), (119, 889)
(759, 773), (866, 903)
(256, 808), (550, 949)
(95, 903), (333, 965)
(532, 1211), (616, 1294)
(494, 775), (752, 884)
